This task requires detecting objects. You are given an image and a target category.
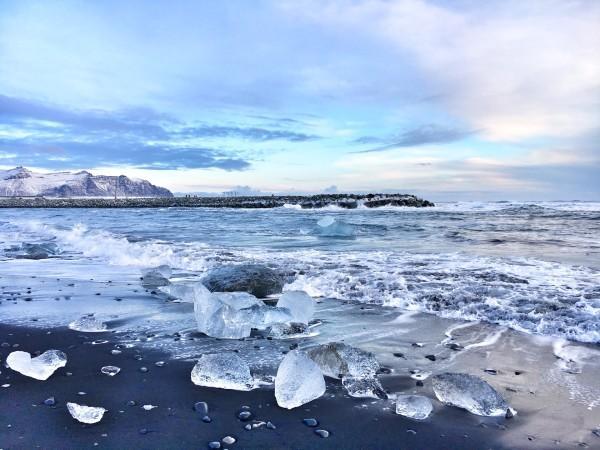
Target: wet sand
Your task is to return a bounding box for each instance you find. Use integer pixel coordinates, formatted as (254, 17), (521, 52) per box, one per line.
(0, 324), (517, 450)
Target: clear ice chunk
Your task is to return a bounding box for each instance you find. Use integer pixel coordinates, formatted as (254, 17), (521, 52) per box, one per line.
(67, 402), (106, 424)
(191, 353), (256, 391)
(6, 349), (67, 380)
(101, 365), (121, 376)
(432, 372), (516, 417)
(316, 216), (355, 238)
(341, 375), (387, 399)
(395, 394), (433, 420)
(68, 316), (108, 332)
(277, 290), (315, 324)
(192, 283), (292, 339)
(275, 350), (326, 409)
(159, 283), (197, 302)
(307, 342), (386, 399)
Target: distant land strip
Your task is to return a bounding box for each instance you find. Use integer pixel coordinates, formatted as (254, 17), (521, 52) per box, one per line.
(0, 194), (434, 209)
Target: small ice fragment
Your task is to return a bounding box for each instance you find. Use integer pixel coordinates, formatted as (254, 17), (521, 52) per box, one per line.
(191, 353), (256, 391)
(275, 350), (325, 409)
(141, 265), (171, 287)
(268, 322), (309, 339)
(222, 436), (236, 445)
(67, 402), (106, 424)
(142, 404), (157, 410)
(432, 372), (516, 417)
(101, 366), (121, 376)
(158, 283), (196, 302)
(276, 291), (315, 324)
(6, 350), (67, 380)
(316, 216), (335, 227)
(68, 316), (107, 332)
(395, 394), (433, 420)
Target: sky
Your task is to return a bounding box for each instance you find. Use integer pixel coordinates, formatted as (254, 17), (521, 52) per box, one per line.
(0, 0), (598, 200)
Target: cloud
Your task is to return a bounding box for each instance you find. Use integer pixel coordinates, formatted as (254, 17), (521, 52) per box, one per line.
(354, 124), (474, 152)
(0, 94), (322, 170)
(283, 0), (600, 141)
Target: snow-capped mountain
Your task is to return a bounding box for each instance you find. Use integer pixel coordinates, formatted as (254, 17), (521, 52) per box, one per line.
(0, 167), (173, 197)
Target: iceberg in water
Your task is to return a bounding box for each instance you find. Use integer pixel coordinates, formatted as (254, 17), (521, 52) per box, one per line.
(395, 394), (433, 420)
(6, 350), (67, 380)
(306, 342), (387, 399)
(68, 316), (108, 332)
(316, 216), (355, 238)
(432, 372), (515, 417)
(275, 350), (326, 409)
(67, 402), (106, 424)
(191, 353), (256, 391)
(277, 290), (315, 324)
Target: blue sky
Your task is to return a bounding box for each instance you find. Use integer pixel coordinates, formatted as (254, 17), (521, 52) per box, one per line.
(0, 0), (598, 200)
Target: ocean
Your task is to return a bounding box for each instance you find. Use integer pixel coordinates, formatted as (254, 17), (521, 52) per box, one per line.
(1, 201), (599, 447)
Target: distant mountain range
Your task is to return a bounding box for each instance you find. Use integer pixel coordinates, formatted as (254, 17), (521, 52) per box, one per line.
(0, 167), (173, 198)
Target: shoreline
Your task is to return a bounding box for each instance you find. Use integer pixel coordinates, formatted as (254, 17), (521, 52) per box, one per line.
(0, 194), (434, 209)
(0, 323), (512, 450)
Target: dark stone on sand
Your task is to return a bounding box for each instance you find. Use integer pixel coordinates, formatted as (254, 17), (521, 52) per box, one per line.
(505, 409), (514, 419)
(484, 369), (498, 375)
(303, 418), (319, 427)
(315, 429), (330, 438)
(237, 410), (253, 421)
(416, 380), (424, 387)
(446, 343), (463, 351)
(393, 352), (405, 358)
(425, 354), (436, 361)
(202, 264), (284, 298)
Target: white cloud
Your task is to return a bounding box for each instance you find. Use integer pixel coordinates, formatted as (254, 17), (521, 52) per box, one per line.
(282, 0), (600, 141)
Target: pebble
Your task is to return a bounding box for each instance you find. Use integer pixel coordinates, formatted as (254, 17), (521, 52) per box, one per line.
(393, 352), (405, 358)
(303, 418), (319, 427)
(208, 442), (221, 449)
(237, 410), (253, 421)
(484, 369), (498, 375)
(425, 354), (436, 361)
(314, 429), (330, 438)
(43, 397), (56, 406)
(222, 436), (236, 445)
(127, 400), (137, 406)
(592, 429), (600, 438)
(412, 342), (424, 348)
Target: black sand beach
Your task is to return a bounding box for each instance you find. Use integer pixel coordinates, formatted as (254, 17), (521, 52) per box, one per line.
(0, 324), (518, 450)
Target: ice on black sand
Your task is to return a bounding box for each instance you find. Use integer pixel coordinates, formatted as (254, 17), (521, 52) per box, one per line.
(67, 402), (106, 424)
(6, 349), (67, 380)
(101, 365), (121, 376)
(191, 353), (256, 391)
(306, 342), (387, 399)
(432, 372), (516, 417)
(275, 350), (325, 409)
(68, 316), (108, 332)
(276, 290), (315, 324)
(395, 394), (433, 420)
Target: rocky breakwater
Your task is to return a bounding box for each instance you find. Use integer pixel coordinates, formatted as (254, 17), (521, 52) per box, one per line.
(0, 193), (434, 209)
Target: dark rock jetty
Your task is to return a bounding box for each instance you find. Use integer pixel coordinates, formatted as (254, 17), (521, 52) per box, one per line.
(0, 193), (434, 209)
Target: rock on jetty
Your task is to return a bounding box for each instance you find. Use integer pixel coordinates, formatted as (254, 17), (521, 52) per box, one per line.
(0, 193), (434, 209)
